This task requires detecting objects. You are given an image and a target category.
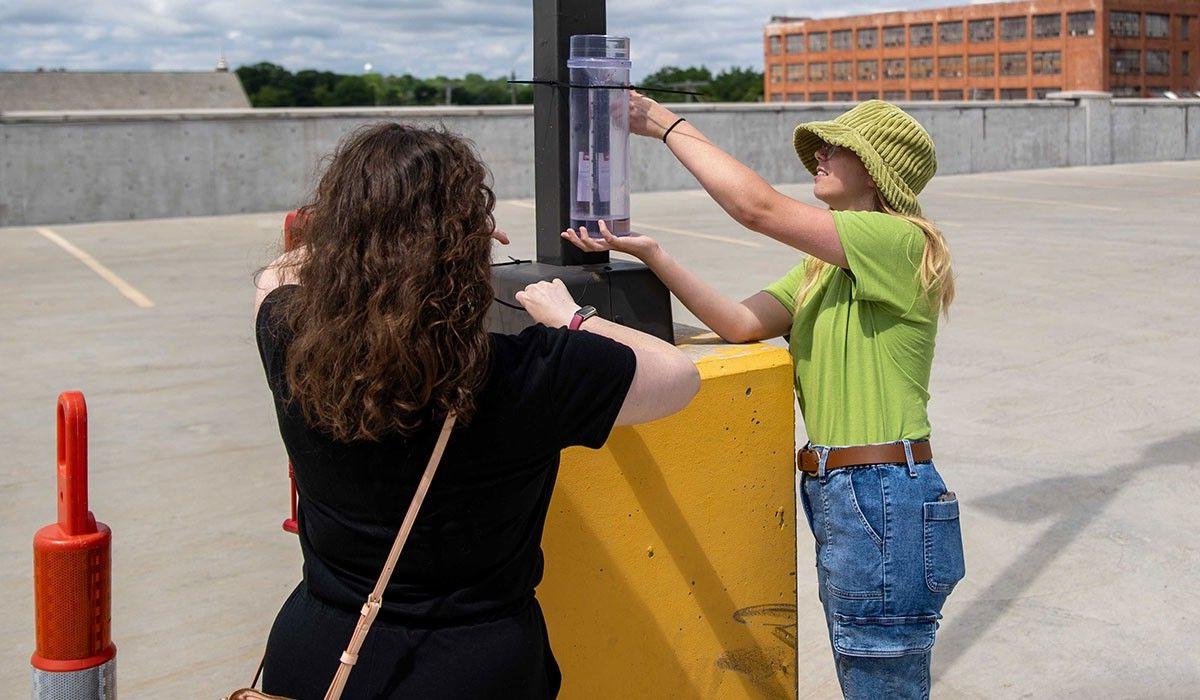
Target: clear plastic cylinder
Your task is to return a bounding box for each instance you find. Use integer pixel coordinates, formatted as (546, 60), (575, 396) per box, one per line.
(568, 35), (631, 237)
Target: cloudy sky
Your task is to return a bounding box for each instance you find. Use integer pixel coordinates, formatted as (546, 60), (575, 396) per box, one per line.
(2, 0), (980, 81)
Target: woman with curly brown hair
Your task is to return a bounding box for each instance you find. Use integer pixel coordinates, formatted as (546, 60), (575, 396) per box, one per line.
(252, 122), (698, 698)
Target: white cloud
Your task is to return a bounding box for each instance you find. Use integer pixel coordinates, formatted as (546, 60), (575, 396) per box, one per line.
(1, 0), (979, 79)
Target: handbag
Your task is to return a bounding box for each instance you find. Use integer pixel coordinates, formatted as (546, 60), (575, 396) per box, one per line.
(224, 414), (457, 700)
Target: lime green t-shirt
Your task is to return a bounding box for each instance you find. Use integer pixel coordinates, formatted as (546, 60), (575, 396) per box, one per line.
(763, 210), (938, 447)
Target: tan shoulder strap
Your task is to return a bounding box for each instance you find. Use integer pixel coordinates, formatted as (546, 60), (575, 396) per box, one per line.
(323, 413), (457, 700)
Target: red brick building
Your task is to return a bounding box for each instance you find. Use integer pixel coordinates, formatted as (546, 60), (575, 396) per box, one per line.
(763, 0), (1200, 101)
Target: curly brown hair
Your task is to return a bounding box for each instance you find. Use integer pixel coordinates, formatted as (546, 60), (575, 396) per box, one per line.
(278, 122), (496, 441)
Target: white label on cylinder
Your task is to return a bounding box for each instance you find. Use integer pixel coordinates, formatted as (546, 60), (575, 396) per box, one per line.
(576, 152), (592, 204)
(597, 154), (611, 203)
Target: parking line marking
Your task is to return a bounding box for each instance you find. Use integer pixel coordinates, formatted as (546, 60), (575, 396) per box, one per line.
(1098, 169), (1200, 182)
(971, 174), (1139, 192)
(929, 191), (1124, 212)
(36, 227), (155, 308)
(632, 222), (761, 248)
(500, 200), (761, 247)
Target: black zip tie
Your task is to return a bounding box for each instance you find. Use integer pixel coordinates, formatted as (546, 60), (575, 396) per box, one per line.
(507, 79), (703, 97)
(491, 256), (531, 267)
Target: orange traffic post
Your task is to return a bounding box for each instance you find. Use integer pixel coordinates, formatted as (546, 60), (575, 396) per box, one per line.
(281, 209), (303, 535)
(31, 391), (116, 697)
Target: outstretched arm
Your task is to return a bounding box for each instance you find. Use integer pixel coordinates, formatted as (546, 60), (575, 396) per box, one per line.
(631, 92), (847, 268)
(563, 222), (792, 344)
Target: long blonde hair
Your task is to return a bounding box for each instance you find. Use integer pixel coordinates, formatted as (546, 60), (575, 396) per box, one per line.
(795, 195), (955, 319)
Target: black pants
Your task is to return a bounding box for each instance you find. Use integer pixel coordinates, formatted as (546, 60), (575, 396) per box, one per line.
(262, 583), (561, 699)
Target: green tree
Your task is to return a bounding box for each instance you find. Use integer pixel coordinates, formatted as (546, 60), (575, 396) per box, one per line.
(328, 76), (375, 106)
(251, 85), (294, 107)
(706, 67), (764, 102)
(641, 65), (712, 103)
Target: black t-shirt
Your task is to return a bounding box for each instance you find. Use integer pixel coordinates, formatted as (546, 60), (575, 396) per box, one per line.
(255, 285), (636, 626)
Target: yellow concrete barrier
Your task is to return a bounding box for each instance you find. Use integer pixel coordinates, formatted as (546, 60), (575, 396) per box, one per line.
(541, 328), (797, 699)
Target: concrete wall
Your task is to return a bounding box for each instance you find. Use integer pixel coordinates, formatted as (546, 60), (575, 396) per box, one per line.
(2, 94), (1198, 227)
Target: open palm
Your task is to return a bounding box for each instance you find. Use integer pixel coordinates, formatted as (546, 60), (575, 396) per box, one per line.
(560, 219), (660, 260)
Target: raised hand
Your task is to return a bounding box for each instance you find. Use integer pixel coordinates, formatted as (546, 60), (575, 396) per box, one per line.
(560, 219), (661, 261)
(629, 90), (677, 140)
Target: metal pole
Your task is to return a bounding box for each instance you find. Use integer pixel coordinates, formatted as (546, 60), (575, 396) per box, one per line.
(533, 0), (608, 265)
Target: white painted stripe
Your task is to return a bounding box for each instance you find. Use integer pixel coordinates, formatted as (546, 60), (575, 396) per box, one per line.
(1097, 169), (1200, 182)
(929, 191), (1124, 212)
(972, 174), (1139, 192)
(499, 199), (760, 248)
(36, 227), (155, 308)
(632, 221), (762, 248)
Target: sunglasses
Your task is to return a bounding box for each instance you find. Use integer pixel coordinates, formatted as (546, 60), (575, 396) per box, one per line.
(814, 141), (841, 161)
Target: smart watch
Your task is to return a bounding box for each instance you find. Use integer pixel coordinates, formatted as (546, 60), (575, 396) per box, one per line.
(568, 305), (599, 330)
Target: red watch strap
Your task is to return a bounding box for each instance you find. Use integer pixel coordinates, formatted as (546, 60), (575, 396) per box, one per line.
(568, 311), (585, 331)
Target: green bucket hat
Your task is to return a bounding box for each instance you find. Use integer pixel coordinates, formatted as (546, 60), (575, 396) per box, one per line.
(793, 100), (937, 217)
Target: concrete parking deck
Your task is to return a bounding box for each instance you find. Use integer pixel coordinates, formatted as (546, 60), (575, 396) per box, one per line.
(2, 160), (1198, 697)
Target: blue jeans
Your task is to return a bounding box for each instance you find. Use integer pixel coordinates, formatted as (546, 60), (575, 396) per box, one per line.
(798, 445), (965, 699)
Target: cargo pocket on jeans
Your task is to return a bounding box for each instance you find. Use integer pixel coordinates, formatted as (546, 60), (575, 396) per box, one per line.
(923, 497), (966, 594)
(832, 613), (938, 658)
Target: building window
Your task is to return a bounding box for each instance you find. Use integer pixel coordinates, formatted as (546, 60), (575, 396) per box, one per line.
(884, 59), (906, 80)
(970, 18), (996, 43)
(786, 34), (804, 53)
(971, 88), (996, 100)
(939, 21), (964, 44)
(969, 54), (995, 77)
(858, 90), (879, 100)
(1145, 14), (1169, 39)
(1146, 50), (1170, 75)
(808, 62), (829, 81)
(858, 28), (878, 49)
(1110, 12), (1140, 38)
(769, 36), (782, 55)
(910, 90), (934, 100)
(833, 91), (854, 101)
(810, 92), (829, 102)
(770, 64), (783, 83)
(1001, 88), (1029, 100)
(1068, 11), (1095, 37)
(1034, 87), (1062, 98)
(939, 89), (964, 100)
(939, 55), (964, 78)
(1111, 86), (1140, 97)
(787, 63), (805, 82)
(1033, 51), (1062, 75)
(1001, 17), (1027, 41)
(884, 90), (907, 101)
(910, 57), (934, 79)
(858, 60), (879, 81)
(833, 61), (853, 81)
(884, 26), (906, 48)
(1147, 86), (1173, 98)
(1110, 49), (1141, 75)
(1034, 14), (1062, 39)
(1184, 51), (1191, 76)
(832, 30), (852, 51)
(770, 93), (785, 102)
(1001, 52), (1028, 76)
(786, 92), (804, 102)
(911, 24), (934, 47)
(1183, 17), (1192, 41)
(809, 32), (829, 52)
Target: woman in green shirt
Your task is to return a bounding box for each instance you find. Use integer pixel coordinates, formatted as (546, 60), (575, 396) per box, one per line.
(563, 97), (965, 699)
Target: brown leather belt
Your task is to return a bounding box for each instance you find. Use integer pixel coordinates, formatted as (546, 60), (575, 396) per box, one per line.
(797, 440), (933, 474)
